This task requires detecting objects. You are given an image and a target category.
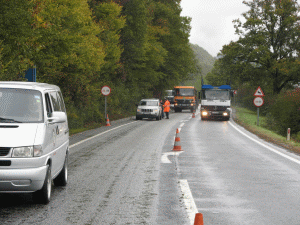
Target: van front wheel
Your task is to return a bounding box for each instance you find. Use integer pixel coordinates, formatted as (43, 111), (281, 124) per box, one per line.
(54, 153), (68, 186)
(33, 165), (51, 204)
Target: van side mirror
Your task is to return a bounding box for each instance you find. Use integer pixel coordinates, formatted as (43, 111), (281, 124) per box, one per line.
(48, 112), (67, 123)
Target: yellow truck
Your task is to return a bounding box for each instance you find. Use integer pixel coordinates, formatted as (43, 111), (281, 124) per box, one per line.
(173, 86), (198, 112)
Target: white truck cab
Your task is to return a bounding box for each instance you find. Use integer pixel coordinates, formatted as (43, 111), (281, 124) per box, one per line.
(200, 85), (232, 121)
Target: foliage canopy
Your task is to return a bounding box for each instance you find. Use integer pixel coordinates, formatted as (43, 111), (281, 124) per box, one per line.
(208, 0), (300, 94)
(0, 0), (196, 128)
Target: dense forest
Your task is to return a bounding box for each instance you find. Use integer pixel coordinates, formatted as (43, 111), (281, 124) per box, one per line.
(0, 0), (197, 129)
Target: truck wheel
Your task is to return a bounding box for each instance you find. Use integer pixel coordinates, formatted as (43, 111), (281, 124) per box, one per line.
(33, 165), (51, 204)
(54, 153), (68, 186)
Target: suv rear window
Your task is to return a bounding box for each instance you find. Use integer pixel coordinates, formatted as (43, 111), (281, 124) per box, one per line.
(139, 101), (158, 106)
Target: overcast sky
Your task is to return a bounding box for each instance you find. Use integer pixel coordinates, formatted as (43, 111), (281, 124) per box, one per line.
(180, 0), (249, 57)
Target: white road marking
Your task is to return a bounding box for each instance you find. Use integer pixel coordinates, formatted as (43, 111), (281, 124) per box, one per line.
(177, 123), (185, 133)
(229, 121), (300, 165)
(69, 121), (138, 149)
(161, 151), (183, 163)
(179, 179), (198, 225)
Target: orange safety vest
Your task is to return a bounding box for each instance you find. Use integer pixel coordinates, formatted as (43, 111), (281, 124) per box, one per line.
(163, 100), (170, 112)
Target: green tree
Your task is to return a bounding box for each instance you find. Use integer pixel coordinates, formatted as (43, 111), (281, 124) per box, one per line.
(89, 1), (126, 82)
(205, 60), (230, 86)
(119, 0), (169, 98)
(104, 0), (196, 98)
(152, 0), (196, 92)
(0, 0), (36, 80)
(220, 0), (300, 94)
(30, 0), (107, 127)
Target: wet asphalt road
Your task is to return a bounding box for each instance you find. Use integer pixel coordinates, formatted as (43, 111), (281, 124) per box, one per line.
(1, 110), (300, 225)
(178, 116), (300, 225)
(0, 112), (191, 225)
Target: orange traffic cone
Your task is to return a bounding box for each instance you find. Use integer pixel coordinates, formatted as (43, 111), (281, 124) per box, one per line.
(194, 213), (204, 225)
(192, 112), (195, 118)
(105, 114), (111, 126)
(173, 128), (182, 151)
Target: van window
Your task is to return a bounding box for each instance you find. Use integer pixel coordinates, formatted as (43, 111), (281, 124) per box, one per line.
(0, 88), (43, 123)
(57, 92), (66, 112)
(49, 92), (61, 112)
(45, 93), (53, 117)
(48, 91), (66, 112)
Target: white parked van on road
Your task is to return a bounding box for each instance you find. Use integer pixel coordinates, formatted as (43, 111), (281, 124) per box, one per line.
(0, 82), (69, 204)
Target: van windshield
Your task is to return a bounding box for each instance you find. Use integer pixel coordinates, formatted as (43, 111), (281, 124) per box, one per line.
(0, 88), (44, 123)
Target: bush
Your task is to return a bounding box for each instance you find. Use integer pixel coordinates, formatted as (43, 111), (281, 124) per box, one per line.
(234, 84), (273, 116)
(267, 88), (300, 139)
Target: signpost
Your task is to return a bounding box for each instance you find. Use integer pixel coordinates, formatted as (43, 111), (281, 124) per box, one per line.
(101, 86), (111, 121)
(253, 86), (264, 126)
(25, 67), (36, 82)
(233, 90), (237, 105)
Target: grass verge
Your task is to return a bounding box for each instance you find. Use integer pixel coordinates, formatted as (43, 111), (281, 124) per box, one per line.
(69, 112), (135, 136)
(232, 107), (300, 155)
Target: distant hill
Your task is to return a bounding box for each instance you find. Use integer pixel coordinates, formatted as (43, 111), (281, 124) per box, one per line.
(190, 44), (215, 77)
(182, 44), (216, 89)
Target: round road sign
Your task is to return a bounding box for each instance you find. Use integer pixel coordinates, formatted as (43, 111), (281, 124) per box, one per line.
(253, 97), (264, 107)
(101, 86), (111, 96)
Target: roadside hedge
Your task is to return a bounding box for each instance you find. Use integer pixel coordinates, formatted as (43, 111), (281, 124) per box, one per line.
(266, 88), (300, 140)
(234, 84), (300, 142)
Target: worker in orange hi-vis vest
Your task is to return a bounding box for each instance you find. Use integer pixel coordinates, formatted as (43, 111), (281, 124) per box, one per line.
(163, 98), (170, 119)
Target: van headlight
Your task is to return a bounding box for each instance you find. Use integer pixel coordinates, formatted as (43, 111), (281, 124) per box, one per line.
(223, 112), (228, 116)
(202, 111), (208, 116)
(12, 146), (43, 157)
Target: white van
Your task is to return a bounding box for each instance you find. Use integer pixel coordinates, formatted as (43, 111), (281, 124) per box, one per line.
(0, 82), (69, 204)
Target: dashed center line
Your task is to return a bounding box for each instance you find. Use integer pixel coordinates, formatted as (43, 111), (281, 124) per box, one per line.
(179, 179), (198, 225)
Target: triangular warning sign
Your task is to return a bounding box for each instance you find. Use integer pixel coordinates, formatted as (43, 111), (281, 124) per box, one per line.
(254, 86), (265, 96)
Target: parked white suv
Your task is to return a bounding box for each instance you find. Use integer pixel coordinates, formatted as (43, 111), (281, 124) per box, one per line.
(0, 82), (69, 204)
(136, 99), (162, 120)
